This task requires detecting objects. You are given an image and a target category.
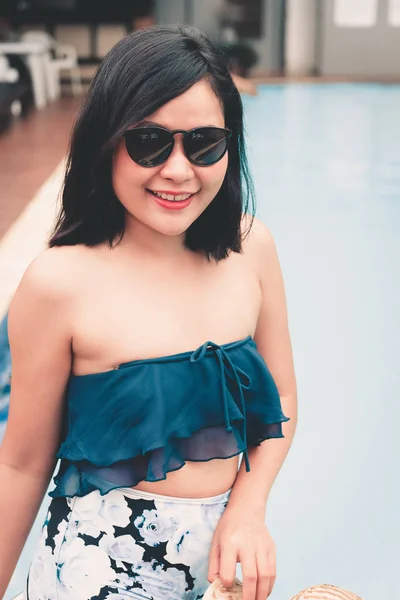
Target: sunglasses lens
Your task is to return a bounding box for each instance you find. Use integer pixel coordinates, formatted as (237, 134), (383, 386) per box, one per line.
(185, 128), (230, 166)
(124, 128), (173, 167)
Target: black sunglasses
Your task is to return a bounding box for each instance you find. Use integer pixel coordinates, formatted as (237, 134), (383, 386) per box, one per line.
(123, 126), (231, 168)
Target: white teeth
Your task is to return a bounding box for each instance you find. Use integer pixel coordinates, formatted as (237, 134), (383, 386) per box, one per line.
(152, 191), (192, 202)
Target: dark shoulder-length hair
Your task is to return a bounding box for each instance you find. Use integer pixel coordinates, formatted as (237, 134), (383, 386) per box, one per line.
(49, 25), (255, 261)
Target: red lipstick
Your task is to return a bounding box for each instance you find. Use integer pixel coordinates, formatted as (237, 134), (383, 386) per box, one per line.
(146, 189), (197, 211)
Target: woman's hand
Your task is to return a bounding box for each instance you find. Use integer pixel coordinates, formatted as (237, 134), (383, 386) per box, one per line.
(208, 507), (276, 600)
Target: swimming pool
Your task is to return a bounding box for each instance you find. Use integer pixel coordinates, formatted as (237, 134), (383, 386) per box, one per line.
(2, 83), (400, 599)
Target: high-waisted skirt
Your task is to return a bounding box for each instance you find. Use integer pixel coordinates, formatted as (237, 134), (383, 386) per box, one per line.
(25, 486), (230, 600)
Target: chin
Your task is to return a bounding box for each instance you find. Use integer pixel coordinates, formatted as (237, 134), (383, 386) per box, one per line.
(153, 222), (191, 237)
(147, 212), (200, 237)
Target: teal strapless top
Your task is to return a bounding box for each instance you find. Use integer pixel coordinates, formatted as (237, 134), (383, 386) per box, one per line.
(50, 336), (290, 498)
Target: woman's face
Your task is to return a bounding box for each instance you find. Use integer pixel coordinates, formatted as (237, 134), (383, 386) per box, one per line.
(112, 79), (228, 238)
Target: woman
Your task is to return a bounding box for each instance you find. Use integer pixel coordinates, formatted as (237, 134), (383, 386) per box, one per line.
(0, 25), (297, 600)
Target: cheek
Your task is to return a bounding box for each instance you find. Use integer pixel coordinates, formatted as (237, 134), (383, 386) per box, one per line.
(112, 143), (148, 198)
(199, 156), (228, 193)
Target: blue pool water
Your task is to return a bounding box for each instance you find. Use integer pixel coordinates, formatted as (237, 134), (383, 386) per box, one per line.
(2, 84), (400, 599)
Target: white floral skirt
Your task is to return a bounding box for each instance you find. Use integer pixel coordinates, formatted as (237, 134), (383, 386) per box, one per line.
(25, 486), (230, 600)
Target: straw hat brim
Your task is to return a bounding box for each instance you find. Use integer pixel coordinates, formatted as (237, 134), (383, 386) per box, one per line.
(203, 579), (363, 600)
(290, 583), (363, 599)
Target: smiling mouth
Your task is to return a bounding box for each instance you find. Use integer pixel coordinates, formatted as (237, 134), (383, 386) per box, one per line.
(146, 189), (197, 202)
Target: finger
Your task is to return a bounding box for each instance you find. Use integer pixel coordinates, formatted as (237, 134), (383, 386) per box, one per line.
(240, 550), (258, 600)
(267, 574), (276, 598)
(255, 550), (274, 600)
(266, 548), (276, 597)
(219, 544), (238, 589)
(208, 539), (221, 583)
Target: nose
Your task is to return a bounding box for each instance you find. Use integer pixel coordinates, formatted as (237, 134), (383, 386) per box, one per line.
(159, 135), (195, 183)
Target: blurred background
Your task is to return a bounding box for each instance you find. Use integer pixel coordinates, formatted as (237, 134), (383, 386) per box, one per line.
(0, 1), (399, 599)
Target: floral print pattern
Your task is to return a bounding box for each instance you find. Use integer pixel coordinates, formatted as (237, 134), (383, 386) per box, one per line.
(27, 488), (229, 600)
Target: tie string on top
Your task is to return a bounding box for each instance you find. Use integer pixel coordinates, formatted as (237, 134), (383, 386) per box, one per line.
(190, 341), (252, 471)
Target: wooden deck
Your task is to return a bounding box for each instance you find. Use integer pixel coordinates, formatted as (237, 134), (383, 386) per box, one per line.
(0, 97), (82, 241)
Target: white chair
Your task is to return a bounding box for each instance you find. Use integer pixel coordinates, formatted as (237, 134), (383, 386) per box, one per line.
(20, 30), (82, 99)
(0, 54), (18, 82)
(11, 594), (24, 600)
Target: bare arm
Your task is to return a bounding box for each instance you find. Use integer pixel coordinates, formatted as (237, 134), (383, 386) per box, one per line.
(0, 249), (74, 598)
(228, 220), (298, 512)
(208, 219), (298, 599)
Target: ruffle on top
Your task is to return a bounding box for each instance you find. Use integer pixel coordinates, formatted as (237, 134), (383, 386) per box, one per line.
(50, 336), (290, 498)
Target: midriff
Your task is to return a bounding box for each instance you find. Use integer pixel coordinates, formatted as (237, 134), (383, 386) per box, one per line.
(133, 455), (240, 498)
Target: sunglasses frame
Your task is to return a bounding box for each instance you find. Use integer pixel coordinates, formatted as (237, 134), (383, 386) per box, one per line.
(123, 125), (232, 168)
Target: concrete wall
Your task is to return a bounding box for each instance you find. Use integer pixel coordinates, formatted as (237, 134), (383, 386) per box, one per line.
(191, 0), (225, 41)
(318, 0), (400, 76)
(285, 0), (317, 75)
(155, 0), (186, 26)
(155, 0), (284, 75)
(155, 0), (224, 40)
(250, 0), (285, 74)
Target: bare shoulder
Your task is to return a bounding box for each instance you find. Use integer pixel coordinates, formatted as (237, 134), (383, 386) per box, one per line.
(14, 245), (88, 300)
(240, 214), (278, 277)
(8, 244), (95, 324)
